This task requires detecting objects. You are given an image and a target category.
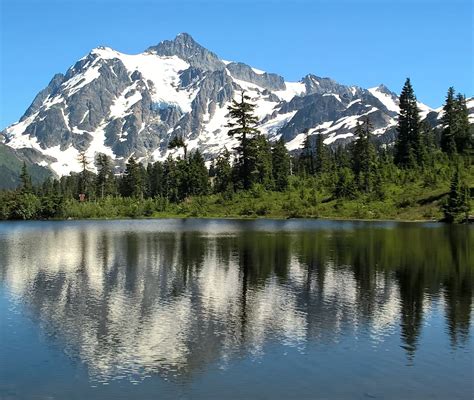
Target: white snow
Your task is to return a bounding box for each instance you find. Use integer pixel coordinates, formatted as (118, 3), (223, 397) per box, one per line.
(468, 98), (474, 122)
(7, 42), (467, 177)
(109, 86), (142, 119)
(4, 112), (39, 147)
(47, 147), (81, 175)
(42, 94), (65, 110)
(92, 47), (195, 113)
(83, 124), (117, 164)
(346, 99), (361, 108)
(323, 93), (342, 102)
(228, 75), (279, 119)
(324, 132), (353, 144)
(369, 87), (399, 112)
(79, 110), (89, 124)
(62, 57), (102, 96)
(286, 133), (307, 151)
(274, 81), (306, 102)
(251, 67), (265, 75)
(260, 111), (297, 139)
(417, 101), (433, 120)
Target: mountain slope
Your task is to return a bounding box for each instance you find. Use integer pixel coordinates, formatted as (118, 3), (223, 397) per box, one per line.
(0, 143), (52, 189)
(2, 33), (472, 177)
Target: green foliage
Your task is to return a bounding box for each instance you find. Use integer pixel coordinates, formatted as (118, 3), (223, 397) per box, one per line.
(334, 167), (356, 199)
(350, 118), (378, 194)
(0, 143), (52, 190)
(442, 168), (470, 223)
(248, 134), (273, 189)
(226, 91), (260, 189)
(19, 162), (33, 193)
(95, 153), (116, 198)
(214, 149), (233, 194)
(441, 88), (472, 156)
(1, 82), (472, 224)
(394, 78), (424, 167)
(272, 138), (290, 191)
(168, 135), (188, 158)
(120, 157), (145, 199)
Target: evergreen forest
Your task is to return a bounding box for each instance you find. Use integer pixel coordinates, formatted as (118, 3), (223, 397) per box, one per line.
(1, 79), (472, 223)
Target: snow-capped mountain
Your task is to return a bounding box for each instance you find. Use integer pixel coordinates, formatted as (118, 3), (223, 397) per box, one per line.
(2, 33), (472, 176)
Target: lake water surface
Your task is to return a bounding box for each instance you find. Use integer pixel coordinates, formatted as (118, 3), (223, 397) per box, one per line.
(0, 219), (472, 399)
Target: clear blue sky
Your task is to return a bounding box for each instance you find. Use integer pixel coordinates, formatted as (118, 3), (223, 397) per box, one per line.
(1, 0), (472, 128)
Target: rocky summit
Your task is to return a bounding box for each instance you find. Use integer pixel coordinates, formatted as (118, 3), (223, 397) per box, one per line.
(2, 33), (472, 176)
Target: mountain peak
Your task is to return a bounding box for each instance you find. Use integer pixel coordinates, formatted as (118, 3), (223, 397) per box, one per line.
(146, 33), (225, 71)
(174, 32), (197, 43)
(374, 84), (396, 97)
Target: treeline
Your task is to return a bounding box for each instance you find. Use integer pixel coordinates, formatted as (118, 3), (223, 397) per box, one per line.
(1, 79), (472, 222)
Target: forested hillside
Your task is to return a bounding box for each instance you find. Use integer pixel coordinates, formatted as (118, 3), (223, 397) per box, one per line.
(1, 80), (472, 223)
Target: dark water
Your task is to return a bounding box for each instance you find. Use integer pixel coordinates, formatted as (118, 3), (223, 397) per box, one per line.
(0, 219), (472, 399)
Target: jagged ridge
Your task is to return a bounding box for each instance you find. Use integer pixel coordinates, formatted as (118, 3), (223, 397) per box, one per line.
(2, 33), (472, 177)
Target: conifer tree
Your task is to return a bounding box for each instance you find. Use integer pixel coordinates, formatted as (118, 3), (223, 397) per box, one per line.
(442, 168), (470, 223)
(334, 145), (351, 169)
(333, 167), (356, 199)
(440, 87), (458, 155)
(271, 138), (290, 191)
(148, 161), (164, 197)
(394, 78), (423, 167)
(163, 155), (179, 202)
(226, 91), (260, 189)
(168, 135), (188, 159)
(248, 134), (273, 189)
(19, 162), (33, 193)
(121, 157), (144, 199)
(187, 150), (209, 196)
(214, 149), (233, 195)
(77, 151), (94, 200)
(314, 134), (330, 174)
(351, 118), (378, 193)
(95, 153), (115, 198)
(299, 133), (314, 175)
(453, 93), (472, 153)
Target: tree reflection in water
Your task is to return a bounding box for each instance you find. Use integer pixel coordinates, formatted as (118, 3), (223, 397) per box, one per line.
(0, 220), (471, 382)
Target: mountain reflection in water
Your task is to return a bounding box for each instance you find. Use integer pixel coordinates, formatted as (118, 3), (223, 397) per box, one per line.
(0, 219), (472, 384)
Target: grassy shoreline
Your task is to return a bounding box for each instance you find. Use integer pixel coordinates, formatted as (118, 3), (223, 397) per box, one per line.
(2, 170), (472, 223)
(30, 194), (453, 223)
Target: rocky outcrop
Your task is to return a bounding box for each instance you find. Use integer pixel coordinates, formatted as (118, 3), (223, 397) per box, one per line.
(2, 33), (469, 176)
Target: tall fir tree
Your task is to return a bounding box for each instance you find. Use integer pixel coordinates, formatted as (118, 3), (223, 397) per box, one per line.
(394, 78), (423, 167)
(163, 155), (180, 202)
(226, 91), (260, 189)
(214, 149), (233, 194)
(148, 161), (164, 197)
(453, 93), (472, 154)
(248, 134), (273, 189)
(314, 133), (330, 174)
(121, 157), (144, 199)
(187, 150), (209, 196)
(271, 138), (290, 191)
(168, 135), (188, 159)
(351, 118), (378, 193)
(299, 133), (314, 175)
(95, 153), (115, 198)
(333, 167), (356, 199)
(440, 87), (458, 155)
(442, 167), (470, 223)
(19, 162), (33, 193)
(77, 151), (93, 198)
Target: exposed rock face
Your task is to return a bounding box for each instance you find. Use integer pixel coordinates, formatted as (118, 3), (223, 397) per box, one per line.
(147, 32), (225, 71)
(2, 33), (471, 176)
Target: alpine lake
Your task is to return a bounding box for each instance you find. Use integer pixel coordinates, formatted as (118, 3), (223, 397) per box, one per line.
(0, 219), (472, 399)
